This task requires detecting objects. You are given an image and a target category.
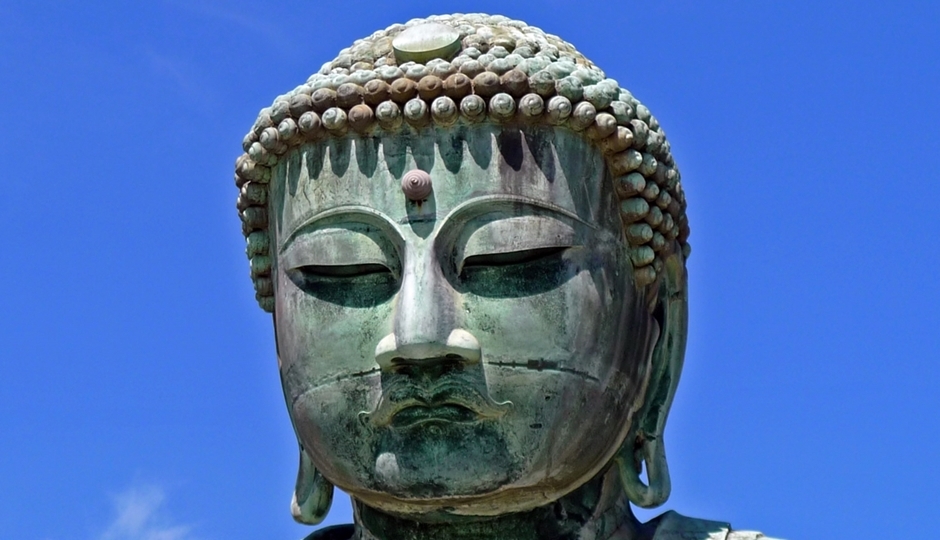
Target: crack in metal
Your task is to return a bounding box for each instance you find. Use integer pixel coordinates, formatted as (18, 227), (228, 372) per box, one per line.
(487, 360), (599, 382)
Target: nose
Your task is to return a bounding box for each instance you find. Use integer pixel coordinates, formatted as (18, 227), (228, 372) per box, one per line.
(374, 246), (481, 371)
(374, 328), (481, 371)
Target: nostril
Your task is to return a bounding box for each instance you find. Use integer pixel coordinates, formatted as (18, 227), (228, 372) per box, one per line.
(392, 362), (415, 377)
(442, 359), (464, 375)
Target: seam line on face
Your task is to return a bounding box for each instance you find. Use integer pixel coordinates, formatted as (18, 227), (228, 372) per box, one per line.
(486, 361), (599, 382)
(289, 367), (383, 406)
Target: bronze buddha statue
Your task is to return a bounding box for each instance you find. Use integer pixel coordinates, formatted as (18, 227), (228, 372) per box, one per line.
(233, 14), (776, 540)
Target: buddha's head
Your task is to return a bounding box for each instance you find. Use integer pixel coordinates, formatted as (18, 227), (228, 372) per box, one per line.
(234, 14), (690, 525)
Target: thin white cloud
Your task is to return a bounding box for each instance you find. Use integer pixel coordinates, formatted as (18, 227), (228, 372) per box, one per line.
(144, 49), (218, 109)
(160, 0), (289, 52)
(99, 485), (197, 540)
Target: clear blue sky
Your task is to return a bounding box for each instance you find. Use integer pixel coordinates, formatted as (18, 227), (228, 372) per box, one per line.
(2, 1), (938, 539)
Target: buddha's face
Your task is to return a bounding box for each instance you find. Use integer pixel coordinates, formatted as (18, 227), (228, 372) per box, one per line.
(271, 125), (659, 516)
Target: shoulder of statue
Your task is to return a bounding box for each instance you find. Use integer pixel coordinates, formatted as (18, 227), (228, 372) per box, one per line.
(302, 524), (355, 540)
(644, 510), (783, 540)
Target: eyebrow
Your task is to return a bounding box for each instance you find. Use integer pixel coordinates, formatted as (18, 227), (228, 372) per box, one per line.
(440, 194), (596, 230)
(279, 206), (401, 254)
(279, 195), (597, 254)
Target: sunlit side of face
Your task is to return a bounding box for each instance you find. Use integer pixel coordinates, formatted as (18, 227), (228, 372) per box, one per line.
(272, 125), (659, 517)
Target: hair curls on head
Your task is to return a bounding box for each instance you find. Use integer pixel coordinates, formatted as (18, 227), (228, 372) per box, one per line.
(235, 13), (690, 312)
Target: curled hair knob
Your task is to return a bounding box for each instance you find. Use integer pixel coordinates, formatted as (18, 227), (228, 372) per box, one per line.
(401, 170), (432, 201)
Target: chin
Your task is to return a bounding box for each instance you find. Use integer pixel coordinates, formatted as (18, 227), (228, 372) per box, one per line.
(371, 419), (519, 500)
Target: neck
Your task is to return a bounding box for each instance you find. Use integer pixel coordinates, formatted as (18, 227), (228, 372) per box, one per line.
(352, 468), (641, 540)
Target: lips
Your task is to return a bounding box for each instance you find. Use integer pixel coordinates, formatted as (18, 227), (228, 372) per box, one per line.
(363, 378), (512, 429)
(390, 403), (478, 428)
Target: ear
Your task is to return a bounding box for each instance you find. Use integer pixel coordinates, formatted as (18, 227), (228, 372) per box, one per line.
(273, 302), (335, 523)
(638, 250), (688, 446)
(616, 250), (688, 508)
(273, 313), (334, 524)
(291, 444), (335, 525)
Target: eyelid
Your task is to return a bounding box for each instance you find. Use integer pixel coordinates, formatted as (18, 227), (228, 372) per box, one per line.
(457, 215), (578, 274)
(460, 216), (578, 256)
(461, 246), (569, 269)
(293, 263), (392, 278)
(281, 225), (397, 273)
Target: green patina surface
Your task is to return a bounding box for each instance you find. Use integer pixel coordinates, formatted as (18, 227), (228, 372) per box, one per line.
(234, 13), (779, 540)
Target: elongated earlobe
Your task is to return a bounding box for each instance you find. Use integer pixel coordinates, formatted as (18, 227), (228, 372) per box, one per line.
(618, 250), (687, 509)
(616, 435), (671, 508)
(291, 446), (334, 525)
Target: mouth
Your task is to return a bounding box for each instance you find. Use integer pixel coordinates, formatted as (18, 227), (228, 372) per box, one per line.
(390, 403), (479, 428)
(363, 381), (512, 429)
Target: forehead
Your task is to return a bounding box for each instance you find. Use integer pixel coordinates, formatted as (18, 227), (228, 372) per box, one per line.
(271, 125), (612, 241)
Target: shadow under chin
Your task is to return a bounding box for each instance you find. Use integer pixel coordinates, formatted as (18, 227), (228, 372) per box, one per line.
(371, 420), (520, 499)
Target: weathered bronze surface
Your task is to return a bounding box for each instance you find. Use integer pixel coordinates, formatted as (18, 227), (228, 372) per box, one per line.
(234, 14), (777, 540)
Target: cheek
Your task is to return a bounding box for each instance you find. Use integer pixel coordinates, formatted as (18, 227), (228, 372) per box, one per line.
(275, 271), (393, 396)
(291, 376), (384, 493)
(482, 369), (639, 488)
(463, 252), (628, 374)
(460, 251), (646, 486)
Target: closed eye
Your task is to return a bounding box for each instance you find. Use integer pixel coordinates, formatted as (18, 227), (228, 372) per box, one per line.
(461, 246), (569, 270)
(294, 263), (392, 278)
(287, 263), (398, 307)
(456, 246), (573, 298)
